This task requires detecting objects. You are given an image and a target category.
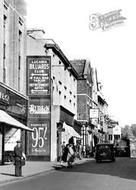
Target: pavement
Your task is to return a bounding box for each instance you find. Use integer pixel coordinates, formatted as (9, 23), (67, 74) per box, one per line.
(0, 158), (92, 186)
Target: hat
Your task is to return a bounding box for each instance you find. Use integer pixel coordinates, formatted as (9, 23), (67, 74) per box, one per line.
(16, 140), (21, 143)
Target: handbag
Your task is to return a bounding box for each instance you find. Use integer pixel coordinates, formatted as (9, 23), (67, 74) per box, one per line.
(21, 157), (25, 166)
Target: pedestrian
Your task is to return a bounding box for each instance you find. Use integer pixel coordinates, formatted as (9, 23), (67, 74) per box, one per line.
(14, 140), (25, 177)
(61, 144), (69, 163)
(60, 141), (66, 164)
(76, 142), (82, 160)
(67, 143), (75, 167)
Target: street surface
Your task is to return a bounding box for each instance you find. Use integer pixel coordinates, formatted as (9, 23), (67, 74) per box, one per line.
(1, 157), (136, 190)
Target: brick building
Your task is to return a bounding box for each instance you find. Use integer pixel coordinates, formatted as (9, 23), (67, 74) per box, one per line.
(71, 59), (96, 155)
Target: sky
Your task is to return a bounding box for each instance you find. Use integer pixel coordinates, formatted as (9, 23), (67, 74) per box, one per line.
(26, 0), (136, 126)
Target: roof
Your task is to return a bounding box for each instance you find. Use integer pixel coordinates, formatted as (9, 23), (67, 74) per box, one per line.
(70, 60), (86, 77)
(44, 42), (79, 79)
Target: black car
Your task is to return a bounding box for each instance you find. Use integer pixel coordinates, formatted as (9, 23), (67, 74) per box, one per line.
(95, 143), (116, 163)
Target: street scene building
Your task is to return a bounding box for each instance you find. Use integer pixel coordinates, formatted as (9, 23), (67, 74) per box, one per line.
(0, 0), (123, 164)
(0, 0), (32, 165)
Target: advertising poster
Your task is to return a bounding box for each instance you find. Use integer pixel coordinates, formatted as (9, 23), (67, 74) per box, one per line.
(28, 98), (50, 118)
(27, 56), (51, 96)
(28, 119), (50, 156)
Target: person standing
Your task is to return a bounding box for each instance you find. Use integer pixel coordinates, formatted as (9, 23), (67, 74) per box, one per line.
(14, 140), (24, 177)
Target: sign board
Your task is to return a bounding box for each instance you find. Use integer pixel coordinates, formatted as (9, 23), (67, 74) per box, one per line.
(28, 98), (50, 118)
(27, 56), (51, 96)
(90, 108), (99, 118)
(28, 119), (50, 156)
(130, 140), (136, 158)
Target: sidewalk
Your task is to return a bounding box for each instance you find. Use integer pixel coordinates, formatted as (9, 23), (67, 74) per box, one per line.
(0, 158), (92, 186)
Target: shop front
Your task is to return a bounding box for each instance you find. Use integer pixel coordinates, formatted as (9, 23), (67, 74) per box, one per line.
(0, 82), (32, 165)
(53, 106), (81, 161)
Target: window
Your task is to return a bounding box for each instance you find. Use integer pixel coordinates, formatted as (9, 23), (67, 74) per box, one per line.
(19, 17), (23, 26)
(19, 30), (22, 42)
(18, 55), (21, 91)
(3, 15), (7, 28)
(64, 86), (67, 90)
(3, 43), (6, 59)
(114, 135), (120, 140)
(59, 81), (62, 85)
(64, 95), (66, 99)
(69, 99), (72, 103)
(109, 135), (112, 141)
(59, 91), (61, 95)
(59, 60), (61, 64)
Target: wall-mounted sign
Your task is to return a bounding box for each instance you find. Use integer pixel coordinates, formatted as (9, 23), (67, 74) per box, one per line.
(90, 108), (99, 118)
(27, 56), (51, 96)
(0, 84), (27, 118)
(28, 119), (50, 156)
(28, 98), (50, 118)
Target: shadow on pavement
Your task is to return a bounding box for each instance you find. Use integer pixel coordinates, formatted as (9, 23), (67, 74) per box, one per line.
(1, 173), (15, 177)
(59, 157), (136, 181)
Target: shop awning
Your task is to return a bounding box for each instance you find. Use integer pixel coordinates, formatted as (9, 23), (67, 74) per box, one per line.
(0, 110), (33, 132)
(63, 122), (81, 139)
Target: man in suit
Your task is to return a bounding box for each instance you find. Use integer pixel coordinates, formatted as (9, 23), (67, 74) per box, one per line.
(14, 140), (23, 177)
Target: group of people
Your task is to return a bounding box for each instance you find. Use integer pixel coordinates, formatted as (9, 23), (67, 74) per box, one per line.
(60, 139), (82, 167)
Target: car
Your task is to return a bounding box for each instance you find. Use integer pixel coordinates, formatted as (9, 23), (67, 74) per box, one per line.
(95, 143), (116, 163)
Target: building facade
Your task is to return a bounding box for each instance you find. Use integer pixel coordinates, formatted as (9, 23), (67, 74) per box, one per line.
(0, 0), (29, 164)
(27, 30), (80, 161)
(92, 68), (108, 143)
(71, 60), (96, 155)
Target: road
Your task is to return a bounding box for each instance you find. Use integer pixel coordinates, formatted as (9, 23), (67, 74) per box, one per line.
(1, 157), (136, 190)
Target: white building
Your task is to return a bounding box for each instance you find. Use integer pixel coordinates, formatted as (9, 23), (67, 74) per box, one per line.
(27, 30), (80, 161)
(108, 124), (121, 144)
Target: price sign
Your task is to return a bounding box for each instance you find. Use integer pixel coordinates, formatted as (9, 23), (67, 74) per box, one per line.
(28, 119), (50, 156)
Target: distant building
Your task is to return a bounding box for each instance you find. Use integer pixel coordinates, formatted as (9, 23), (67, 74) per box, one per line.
(71, 59), (96, 154)
(92, 68), (108, 143)
(107, 119), (121, 143)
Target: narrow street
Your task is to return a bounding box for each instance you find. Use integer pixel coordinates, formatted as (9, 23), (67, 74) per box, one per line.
(1, 157), (136, 190)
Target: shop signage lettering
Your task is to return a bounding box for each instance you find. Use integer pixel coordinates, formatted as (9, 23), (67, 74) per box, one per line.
(28, 120), (50, 156)
(0, 91), (9, 104)
(32, 126), (47, 148)
(29, 104), (50, 115)
(27, 56), (51, 96)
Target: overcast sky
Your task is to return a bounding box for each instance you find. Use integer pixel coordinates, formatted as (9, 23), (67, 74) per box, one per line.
(26, 0), (136, 126)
